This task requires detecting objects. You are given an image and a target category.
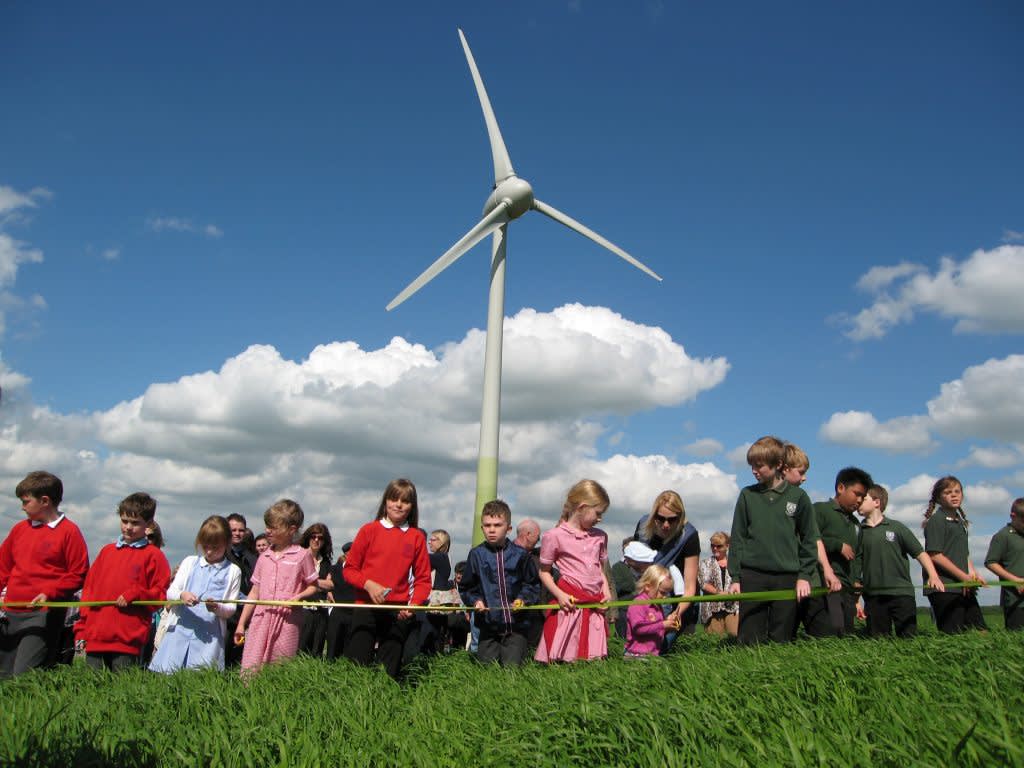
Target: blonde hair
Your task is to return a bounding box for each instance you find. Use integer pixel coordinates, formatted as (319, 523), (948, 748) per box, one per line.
(636, 564), (671, 597)
(709, 531), (730, 548)
(430, 529), (451, 553)
(265, 498), (305, 530)
(643, 490), (686, 541)
(782, 443), (809, 471)
(560, 479), (610, 522)
(747, 436), (785, 468)
(195, 515), (230, 550)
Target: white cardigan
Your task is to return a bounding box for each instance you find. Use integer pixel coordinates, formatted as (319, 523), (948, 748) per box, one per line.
(164, 555), (242, 638)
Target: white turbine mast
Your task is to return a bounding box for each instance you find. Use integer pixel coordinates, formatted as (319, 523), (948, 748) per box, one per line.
(387, 29), (662, 544)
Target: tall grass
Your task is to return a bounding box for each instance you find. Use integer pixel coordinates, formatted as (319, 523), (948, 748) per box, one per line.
(2, 628), (1021, 767)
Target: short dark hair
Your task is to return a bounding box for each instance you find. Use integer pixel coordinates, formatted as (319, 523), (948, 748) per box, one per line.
(226, 513), (247, 527)
(835, 467), (873, 492)
(118, 492), (158, 522)
(15, 471), (63, 506)
(481, 499), (512, 524)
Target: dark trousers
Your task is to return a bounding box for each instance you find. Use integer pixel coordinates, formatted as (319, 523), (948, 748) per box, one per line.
(827, 588), (857, 636)
(1005, 603), (1024, 631)
(299, 609), (328, 657)
(86, 652), (140, 672)
(344, 608), (414, 679)
(795, 596), (836, 639)
(0, 609), (67, 679)
(476, 627), (528, 666)
(737, 569), (798, 645)
(864, 594), (918, 638)
(928, 590), (987, 634)
(325, 611), (351, 659)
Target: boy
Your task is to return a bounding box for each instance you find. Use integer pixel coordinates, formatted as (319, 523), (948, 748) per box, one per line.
(812, 466), (874, 636)
(728, 436), (819, 645)
(984, 498), (1024, 630)
(0, 471), (90, 678)
(855, 485), (943, 637)
(76, 492), (170, 671)
(458, 499), (540, 666)
(225, 512), (258, 666)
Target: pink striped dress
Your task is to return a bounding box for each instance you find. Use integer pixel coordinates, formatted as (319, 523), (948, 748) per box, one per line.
(535, 522), (609, 663)
(241, 545), (317, 672)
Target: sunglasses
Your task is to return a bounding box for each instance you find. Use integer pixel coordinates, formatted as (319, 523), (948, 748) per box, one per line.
(308, 534), (324, 540)
(654, 513), (679, 525)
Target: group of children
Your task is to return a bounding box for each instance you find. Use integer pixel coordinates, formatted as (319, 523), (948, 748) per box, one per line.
(2, 454), (1023, 681)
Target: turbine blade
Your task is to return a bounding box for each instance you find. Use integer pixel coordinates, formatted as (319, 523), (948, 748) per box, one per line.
(386, 201), (512, 311)
(531, 198), (662, 281)
(458, 29), (515, 185)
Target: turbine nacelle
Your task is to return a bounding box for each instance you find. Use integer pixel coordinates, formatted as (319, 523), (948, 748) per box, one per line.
(484, 176), (534, 220)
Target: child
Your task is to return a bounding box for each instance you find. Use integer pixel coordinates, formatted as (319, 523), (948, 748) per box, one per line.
(624, 565), (679, 657)
(783, 444), (842, 639)
(854, 485), (943, 638)
(535, 479), (613, 663)
(234, 499), (319, 673)
(343, 479), (432, 679)
(923, 476), (988, 633)
(728, 436), (819, 645)
(458, 500), (540, 666)
(149, 516), (242, 672)
(0, 471), (90, 678)
(984, 497), (1024, 631)
(76, 492), (171, 671)
(812, 466), (873, 636)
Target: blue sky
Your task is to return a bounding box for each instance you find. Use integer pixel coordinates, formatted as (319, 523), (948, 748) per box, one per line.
(1, 2), (1022, 601)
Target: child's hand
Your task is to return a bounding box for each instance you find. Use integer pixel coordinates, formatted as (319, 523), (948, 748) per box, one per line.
(233, 627), (246, 645)
(840, 543), (855, 561)
(364, 580), (389, 604)
(511, 598), (524, 611)
(556, 591), (576, 612)
(181, 591), (199, 606)
(115, 594), (129, 608)
(203, 599), (219, 613)
(664, 616), (680, 631)
(927, 576), (945, 592)
(29, 593), (48, 607)
(473, 600), (487, 613)
(795, 579), (811, 601)
(825, 571), (842, 593)
(396, 609), (413, 621)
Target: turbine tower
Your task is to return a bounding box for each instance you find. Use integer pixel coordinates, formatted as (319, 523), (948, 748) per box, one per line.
(387, 29), (662, 545)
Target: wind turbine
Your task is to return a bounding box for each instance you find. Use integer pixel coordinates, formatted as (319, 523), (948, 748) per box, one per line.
(387, 29), (662, 545)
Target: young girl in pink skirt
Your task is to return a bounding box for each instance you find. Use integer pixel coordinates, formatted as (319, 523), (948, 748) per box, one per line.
(536, 479), (613, 663)
(234, 499), (319, 674)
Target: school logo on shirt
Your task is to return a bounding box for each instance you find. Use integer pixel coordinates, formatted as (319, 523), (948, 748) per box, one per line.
(885, 531), (896, 542)
(785, 502), (797, 517)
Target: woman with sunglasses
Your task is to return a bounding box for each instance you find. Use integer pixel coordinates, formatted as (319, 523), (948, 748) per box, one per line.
(298, 523), (334, 657)
(698, 531), (739, 636)
(632, 490), (701, 648)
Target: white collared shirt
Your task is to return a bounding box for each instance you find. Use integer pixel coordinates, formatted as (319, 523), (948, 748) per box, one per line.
(29, 513), (66, 529)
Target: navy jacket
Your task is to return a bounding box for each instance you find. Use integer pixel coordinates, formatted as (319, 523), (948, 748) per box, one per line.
(459, 540), (540, 634)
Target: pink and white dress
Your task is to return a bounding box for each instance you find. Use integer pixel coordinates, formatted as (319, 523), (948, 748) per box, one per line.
(535, 522), (609, 663)
(241, 544), (317, 672)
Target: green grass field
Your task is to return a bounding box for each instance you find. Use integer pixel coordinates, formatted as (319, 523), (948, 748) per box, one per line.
(2, 625), (1021, 768)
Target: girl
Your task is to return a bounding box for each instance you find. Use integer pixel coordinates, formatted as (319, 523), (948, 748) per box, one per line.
(149, 516), (241, 672)
(536, 479), (613, 663)
(923, 476), (988, 633)
(254, 533), (269, 555)
(625, 565), (679, 657)
(343, 479), (432, 679)
(423, 529), (455, 655)
(234, 499), (319, 674)
(298, 523), (334, 657)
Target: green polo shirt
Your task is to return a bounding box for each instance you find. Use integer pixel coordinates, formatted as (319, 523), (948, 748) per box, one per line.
(984, 524), (1024, 609)
(854, 517), (923, 597)
(815, 499), (861, 589)
(728, 480), (819, 581)
(923, 508), (970, 593)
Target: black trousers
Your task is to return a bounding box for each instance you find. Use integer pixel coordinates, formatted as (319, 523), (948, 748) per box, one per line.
(928, 590), (987, 633)
(344, 608), (414, 679)
(864, 594), (917, 638)
(476, 627), (528, 666)
(737, 569), (798, 645)
(795, 596), (836, 639)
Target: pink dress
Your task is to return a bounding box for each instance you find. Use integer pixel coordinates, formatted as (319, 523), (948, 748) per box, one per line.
(241, 545), (317, 672)
(535, 522), (608, 663)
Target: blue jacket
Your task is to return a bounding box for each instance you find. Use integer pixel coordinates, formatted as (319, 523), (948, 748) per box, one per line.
(459, 540), (540, 634)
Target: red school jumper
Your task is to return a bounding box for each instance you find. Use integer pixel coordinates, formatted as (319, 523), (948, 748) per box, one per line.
(76, 542), (171, 655)
(0, 516), (89, 606)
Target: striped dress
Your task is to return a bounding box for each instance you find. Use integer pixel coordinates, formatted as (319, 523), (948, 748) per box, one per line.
(241, 545), (317, 672)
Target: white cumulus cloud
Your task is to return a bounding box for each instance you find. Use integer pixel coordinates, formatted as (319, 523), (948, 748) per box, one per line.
(683, 438), (724, 458)
(842, 245), (1024, 340)
(927, 355), (1024, 442)
(818, 410), (936, 454)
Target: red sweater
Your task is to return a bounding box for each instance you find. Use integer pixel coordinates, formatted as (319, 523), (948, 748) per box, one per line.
(344, 521), (431, 605)
(0, 517), (89, 609)
(76, 542), (170, 655)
